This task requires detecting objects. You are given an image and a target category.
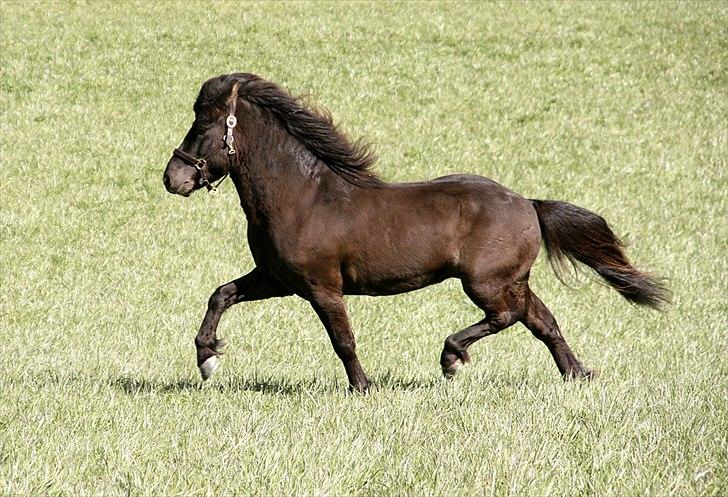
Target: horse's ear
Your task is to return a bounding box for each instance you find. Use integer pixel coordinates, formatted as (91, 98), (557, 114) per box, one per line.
(227, 81), (240, 105)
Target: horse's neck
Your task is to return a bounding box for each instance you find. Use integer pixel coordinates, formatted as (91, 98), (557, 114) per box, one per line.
(231, 119), (345, 227)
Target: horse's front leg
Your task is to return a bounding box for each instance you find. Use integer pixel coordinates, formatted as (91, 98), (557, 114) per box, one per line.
(310, 290), (370, 393)
(196, 267), (291, 380)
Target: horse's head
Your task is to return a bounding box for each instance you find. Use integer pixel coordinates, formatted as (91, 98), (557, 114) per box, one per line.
(163, 78), (240, 196)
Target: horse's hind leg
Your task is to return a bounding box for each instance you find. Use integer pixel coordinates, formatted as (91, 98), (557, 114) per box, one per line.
(521, 289), (594, 380)
(440, 281), (524, 379)
(442, 279), (594, 380)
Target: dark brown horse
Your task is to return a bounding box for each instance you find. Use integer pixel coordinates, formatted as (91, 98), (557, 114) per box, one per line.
(163, 73), (669, 392)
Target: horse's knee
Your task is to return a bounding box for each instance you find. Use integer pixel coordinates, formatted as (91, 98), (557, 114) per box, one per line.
(208, 283), (236, 311)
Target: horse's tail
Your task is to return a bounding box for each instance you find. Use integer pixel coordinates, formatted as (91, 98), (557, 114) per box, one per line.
(530, 199), (670, 310)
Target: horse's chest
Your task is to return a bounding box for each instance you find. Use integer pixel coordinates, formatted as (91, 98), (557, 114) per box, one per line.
(247, 227), (284, 269)
(246, 226), (313, 291)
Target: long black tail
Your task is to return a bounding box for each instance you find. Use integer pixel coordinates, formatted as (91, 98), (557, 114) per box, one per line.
(531, 199), (670, 309)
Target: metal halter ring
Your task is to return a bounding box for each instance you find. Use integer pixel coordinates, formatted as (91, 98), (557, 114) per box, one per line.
(225, 115), (237, 155)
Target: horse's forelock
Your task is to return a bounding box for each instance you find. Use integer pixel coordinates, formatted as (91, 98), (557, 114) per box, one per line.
(194, 74), (250, 113)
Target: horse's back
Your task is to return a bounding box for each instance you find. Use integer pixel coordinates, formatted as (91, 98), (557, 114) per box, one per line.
(389, 173), (500, 192)
(430, 173), (499, 185)
(390, 173), (535, 221)
(392, 173), (523, 201)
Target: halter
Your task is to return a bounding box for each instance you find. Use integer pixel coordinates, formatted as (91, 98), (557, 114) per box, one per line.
(172, 83), (239, 193)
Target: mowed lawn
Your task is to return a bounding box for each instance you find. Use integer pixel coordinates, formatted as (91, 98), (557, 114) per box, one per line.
(1, 1), (726, 495)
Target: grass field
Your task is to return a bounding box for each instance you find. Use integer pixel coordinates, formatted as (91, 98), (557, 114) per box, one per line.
(1, 1), (727, 495)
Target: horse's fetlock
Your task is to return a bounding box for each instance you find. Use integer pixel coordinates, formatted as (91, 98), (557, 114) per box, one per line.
(443, 336), (466, 361)
(441, 356), (463, 379)
(211, 338), (228, 353)
(460, 349), (472, 363)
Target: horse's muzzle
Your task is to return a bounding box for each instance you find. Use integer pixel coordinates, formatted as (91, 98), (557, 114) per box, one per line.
(163, 159), (196, 196)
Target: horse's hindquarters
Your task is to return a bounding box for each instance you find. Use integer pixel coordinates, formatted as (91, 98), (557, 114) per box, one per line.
(457, 192), (541, 285)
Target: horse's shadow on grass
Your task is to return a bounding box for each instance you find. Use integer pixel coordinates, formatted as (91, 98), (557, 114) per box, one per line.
(110, 371), (439, 396)
(110, 375), (309, 395)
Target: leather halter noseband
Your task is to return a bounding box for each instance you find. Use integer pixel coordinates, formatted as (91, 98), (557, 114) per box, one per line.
(172, 83), (239, 193)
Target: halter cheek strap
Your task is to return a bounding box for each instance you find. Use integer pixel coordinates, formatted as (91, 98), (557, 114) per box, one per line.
(224, 82), (239, 156)
(172, 82), (239, 193)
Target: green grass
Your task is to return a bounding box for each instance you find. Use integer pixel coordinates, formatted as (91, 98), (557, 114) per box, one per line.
(1, 1), (727, 495)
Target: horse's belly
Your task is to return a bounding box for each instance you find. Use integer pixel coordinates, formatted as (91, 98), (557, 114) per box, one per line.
(341, 266), (453, 296)
(340, 235), (458, 296)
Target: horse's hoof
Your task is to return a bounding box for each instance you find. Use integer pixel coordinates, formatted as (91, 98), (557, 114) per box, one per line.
(582, 368), (598, 380)
(200, 356), (221, 381)
(348, 379), (372, 394)
(349, 385), (370, 394)
(442, 358), (462, 380)
(564, 367), (597, 381)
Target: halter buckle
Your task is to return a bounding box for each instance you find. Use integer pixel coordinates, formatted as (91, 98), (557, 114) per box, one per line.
(226, 115), (237, 128)
(194, 158), (206, 171)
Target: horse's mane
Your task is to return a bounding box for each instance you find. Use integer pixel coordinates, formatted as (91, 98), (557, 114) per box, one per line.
(195, 73), (380, 187)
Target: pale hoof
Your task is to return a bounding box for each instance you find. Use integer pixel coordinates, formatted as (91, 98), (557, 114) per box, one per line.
(200, 356), (221, 381)
(442, 358), (463, 380)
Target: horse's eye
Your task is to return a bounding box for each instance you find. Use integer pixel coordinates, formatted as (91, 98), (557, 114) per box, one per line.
(193, 119), (214, 133)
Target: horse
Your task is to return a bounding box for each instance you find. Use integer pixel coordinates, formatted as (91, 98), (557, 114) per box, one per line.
(163, 73), (669, 392)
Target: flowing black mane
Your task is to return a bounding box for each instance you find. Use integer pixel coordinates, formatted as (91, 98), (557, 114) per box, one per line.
(196, 73), (380, 186)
